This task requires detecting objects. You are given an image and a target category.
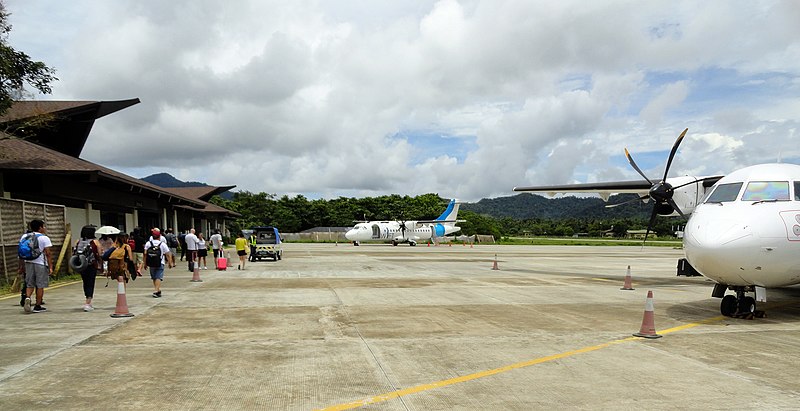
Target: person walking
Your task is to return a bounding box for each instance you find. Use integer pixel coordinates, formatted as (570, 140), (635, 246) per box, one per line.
(210, 230), (223, 269)
(178, 231), (187, 261)
(197, 232), (208, 269)
(235, 231), (248, 270)
(184, 228), (199, 271)
(74, 225), (102, 312)
(19, 219), (53, 313)
(107, 234), (134, 288)
(143, 228), (171, 298)
(164, 228), (178, 268)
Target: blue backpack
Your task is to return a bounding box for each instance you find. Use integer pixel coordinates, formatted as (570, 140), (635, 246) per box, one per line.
(18, 233), (42, 260)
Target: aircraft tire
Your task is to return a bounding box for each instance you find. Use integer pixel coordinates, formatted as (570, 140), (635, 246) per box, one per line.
(740, 296), (756, 314)
(720, 295), (737, 316)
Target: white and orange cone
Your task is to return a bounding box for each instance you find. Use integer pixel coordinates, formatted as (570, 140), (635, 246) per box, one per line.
(621, 265), (635, 290)
(110, 281), (134, 318)
(492, 254), (499, 270)
(191, 263), (203, 282)
(633, 290), (661, 339)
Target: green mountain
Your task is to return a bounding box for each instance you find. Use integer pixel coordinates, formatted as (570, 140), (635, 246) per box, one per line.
(462, 193), (652, 220)
(141, 173), (209, 188)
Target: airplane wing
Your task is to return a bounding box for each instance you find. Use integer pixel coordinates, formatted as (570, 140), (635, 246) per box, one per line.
(513, 176), (724, 202)
(513, 180), (652, 201)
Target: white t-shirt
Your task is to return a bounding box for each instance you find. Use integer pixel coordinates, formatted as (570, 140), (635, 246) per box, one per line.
(19, 232), (52, 266)
(184, 233), (199, 250)
(144, 238), (171, 266)
(210, 233), (223, 250)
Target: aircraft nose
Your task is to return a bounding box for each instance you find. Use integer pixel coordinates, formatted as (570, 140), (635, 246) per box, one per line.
(345, 229), (356, 240)
(686, 217), (752, 249)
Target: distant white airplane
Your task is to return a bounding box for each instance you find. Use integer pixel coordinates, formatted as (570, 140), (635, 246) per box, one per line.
(345, 199), (463, 246)
(514, 128), (800, 317)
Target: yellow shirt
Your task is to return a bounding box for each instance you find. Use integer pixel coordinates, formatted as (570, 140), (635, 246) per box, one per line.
(235, 237), (248, 252)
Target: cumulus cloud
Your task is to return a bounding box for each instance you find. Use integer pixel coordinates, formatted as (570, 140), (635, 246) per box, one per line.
(6, 0), (800, 201)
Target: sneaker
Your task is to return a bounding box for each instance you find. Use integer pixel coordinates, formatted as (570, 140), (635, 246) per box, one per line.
(83, 304), (94, 312)
(32, 305), (46, 313)
(203, 266), (207, 270)
(23, 297), (32, 313)
(237, 265), (241, 270)
(152, 291), (162, 298)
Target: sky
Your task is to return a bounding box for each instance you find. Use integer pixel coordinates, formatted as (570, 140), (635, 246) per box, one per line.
(5, 0), (800, 201)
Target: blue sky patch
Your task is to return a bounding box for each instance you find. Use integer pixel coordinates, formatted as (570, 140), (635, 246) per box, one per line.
(393, 131), (478, 165)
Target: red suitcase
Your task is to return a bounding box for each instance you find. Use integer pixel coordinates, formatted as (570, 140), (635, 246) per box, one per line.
(217, 250), (227, 271)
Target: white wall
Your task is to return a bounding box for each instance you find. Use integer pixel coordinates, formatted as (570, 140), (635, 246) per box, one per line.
(65, 206), (101, 241)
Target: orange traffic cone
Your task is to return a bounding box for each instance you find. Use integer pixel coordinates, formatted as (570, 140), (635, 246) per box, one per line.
(427, 241), (430, 247)
(110, 280), (134, 318)
(633, 290), (661, 339)
(191, 263), (203, 282)
(621, 265), (634, 290)
(491, 254), (499, 270)
(448, 242), (452, 247)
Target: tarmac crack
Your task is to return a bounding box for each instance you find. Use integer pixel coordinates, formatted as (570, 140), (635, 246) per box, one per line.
(325, 280), (411, 411)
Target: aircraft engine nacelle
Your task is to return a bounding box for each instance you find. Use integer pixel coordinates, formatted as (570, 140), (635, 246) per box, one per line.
(663, 176), (705, 217)
(432, 224), (445, 237)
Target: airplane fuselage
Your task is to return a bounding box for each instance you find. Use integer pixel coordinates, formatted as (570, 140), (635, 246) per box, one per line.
(345, 221), (461, 245)
(683, 163), (800, 288)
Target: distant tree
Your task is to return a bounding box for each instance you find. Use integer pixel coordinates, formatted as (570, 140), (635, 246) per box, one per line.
(0, 2), (57, 117)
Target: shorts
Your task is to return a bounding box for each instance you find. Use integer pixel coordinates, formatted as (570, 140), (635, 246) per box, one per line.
(237, 250), (246, 256)
(149, 264), (165, 281)
(198, 248), (208, 258)
(133, 252), (143, 266)
(169, 247), (177, 256)
(25, 262), (49, 288)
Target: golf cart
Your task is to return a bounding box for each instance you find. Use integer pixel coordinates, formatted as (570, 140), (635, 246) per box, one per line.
(250, 226), (283, 261)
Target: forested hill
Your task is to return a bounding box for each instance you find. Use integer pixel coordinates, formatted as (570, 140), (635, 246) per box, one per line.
(141, 173), (208, 188)
(462, 193), (652, 220)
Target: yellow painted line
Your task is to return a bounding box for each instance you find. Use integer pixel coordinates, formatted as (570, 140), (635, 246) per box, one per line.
(591, 278), (617, 283)
(0, 280), (82, 300)
(317, 317), (725, 411)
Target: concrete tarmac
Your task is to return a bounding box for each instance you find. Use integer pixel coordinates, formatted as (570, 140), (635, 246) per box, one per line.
(2, 243), (800, 410)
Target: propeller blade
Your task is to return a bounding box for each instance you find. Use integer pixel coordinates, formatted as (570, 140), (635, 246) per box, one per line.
(604, 194), (650, 208)
(624, 148), (653, 185)
(661, 128), (688, 182)
(642, 205), (659, 246)
(666, 198), (686, 218)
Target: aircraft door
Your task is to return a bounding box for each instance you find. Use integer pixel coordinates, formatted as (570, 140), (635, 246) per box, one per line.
(371, 224), (381, 239)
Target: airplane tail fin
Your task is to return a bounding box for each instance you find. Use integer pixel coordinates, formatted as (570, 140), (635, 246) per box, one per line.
(435, 199), (460, 223)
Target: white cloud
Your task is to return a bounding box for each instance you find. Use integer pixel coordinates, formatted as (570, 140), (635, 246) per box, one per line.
(6, 0), (800, 201)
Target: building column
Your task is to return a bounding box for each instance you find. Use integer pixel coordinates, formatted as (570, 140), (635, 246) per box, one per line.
(172, 209), (178, 232)
(132, 209), (139, 228)
(85, 202), (93, 225)
(162, 208), (168, 230)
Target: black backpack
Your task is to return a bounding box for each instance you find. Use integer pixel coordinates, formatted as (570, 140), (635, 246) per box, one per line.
(145, 240), (163, 268)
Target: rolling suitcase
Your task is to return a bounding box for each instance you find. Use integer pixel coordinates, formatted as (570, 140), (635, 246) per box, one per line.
(217, 250), (227, 271)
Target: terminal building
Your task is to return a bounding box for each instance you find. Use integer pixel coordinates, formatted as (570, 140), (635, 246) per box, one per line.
(0, 99), (239, 285)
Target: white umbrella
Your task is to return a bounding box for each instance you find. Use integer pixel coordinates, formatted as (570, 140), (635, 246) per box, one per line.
(96, 226), (121, 235)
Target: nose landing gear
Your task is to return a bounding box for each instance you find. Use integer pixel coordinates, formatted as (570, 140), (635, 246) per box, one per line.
(718, 286), (765, 319)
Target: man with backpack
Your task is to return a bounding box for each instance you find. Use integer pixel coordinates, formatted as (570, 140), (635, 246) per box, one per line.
(143, 228), (171, 298)
(18, 219), (53, 313)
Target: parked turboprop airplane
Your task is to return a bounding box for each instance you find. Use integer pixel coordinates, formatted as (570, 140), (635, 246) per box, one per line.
(514, 128), (800, 317)
(345, 199), (463, 246)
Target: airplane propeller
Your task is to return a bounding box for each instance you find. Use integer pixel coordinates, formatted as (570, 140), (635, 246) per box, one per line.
(616, 128), (688, 244)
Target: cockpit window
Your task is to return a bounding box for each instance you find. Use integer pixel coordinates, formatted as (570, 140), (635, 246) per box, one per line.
(795, 182), (800, 200)
(741, 181), (789, 201)
(704, 182), (743, 203)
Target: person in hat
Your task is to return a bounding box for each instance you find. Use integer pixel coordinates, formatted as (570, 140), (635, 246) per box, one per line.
(143, 228), (170, 298)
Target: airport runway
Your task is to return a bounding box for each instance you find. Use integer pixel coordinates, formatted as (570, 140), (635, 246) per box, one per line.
(2, 243), (800, 410)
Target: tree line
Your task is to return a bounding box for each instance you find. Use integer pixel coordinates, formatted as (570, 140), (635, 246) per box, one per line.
(210, 192), (686, 240)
